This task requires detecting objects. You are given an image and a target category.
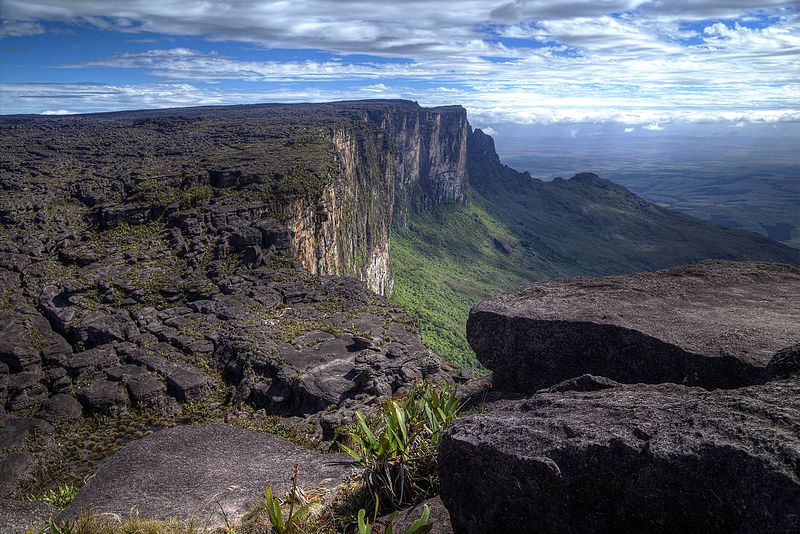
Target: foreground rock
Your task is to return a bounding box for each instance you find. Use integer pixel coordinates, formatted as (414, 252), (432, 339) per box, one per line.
(0, 499), (56, 534)
(468, 261), (800, 392)
(440, 379), (800, 534)
(380, 496), (453, 534)
(60, 424), (357, 527)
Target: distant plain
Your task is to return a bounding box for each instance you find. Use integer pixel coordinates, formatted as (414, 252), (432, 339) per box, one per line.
(493, 122), (800, 249)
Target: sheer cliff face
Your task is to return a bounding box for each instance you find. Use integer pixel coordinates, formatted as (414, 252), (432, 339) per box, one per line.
(367, 105), (470, 224)
(283, 102), (470, 295)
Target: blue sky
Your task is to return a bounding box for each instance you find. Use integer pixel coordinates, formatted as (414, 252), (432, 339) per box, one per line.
(0, 0), (798, 129)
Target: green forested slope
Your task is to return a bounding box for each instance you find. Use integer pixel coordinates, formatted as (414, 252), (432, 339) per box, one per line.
(390, 129), (799, 367)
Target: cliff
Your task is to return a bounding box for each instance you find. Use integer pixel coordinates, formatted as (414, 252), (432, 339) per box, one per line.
(0, 102), (460, 502)
(275, 100), (470, 295)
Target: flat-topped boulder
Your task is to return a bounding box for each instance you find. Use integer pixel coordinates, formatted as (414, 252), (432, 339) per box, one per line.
(439, 379), (800, 534)
(60, 424), (357, 527)
(468, 261), (800, 391)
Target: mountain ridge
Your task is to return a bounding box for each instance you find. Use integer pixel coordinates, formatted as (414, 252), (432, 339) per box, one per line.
(389, 125), (798, 366)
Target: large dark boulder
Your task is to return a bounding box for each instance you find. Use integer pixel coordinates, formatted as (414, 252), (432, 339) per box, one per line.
(439, 379), (800, 534)
(468, 261), (800, 392)
(60, 424), (357, 527)
(0, 499), (56, 533)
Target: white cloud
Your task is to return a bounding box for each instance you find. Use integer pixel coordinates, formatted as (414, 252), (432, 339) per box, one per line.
(643, 122), (664, 131)
(0, 1), (797, 123)
(481, 126), (499, 136)
(624, 127), (635, 132)
(4, 81), (800, 126)
(41, 108), (77, 115)
(0, 19), (44, 37)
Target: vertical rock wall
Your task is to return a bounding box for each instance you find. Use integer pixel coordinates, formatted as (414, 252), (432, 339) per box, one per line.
(283, 102), (470, 295)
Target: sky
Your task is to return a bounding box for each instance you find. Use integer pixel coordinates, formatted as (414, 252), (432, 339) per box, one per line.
(0, 0), (798, 130)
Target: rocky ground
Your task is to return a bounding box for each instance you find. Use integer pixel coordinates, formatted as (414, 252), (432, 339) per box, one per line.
(0, 103), (455, 528)
(442, 260), (800, 533)
(2, 101), (798, 532)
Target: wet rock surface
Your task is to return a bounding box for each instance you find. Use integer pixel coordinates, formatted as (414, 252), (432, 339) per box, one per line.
(468, 260), (800, 392)
(60, 424), (357, 527)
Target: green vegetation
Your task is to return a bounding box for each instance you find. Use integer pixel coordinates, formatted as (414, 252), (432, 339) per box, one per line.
(357, 505), (431, 534)
(26, 483), (77, 508)
(390, 201), (537, 367)
(1, 288), (11, 313)
(28, 325), (48, 351)
(341, 382), (462, 512)
(263, 466), (314, 534)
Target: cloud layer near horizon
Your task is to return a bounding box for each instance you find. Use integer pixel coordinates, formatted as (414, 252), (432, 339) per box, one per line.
(1, 0), (798, 125)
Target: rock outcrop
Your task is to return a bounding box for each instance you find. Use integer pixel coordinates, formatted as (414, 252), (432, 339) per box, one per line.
(440, 379), (800, 534)
(441, 260), (800, 533)
(60, 424), (357, 527)
(380, 496), (454, 534)
(468, 260), (800, 392)
(0, 101), (457, 510)
(0, 499), (56, 533)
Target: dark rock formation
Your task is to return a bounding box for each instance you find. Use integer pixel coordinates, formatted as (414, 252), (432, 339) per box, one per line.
(0, 418), (53, 498)
(0, 100), (463, 501)
(443, 260), (800, 533)
(0, 452), (36, 498)
(0, 499), (56, 533)
(765, 343), (800, 380)
(380, 496), (454, 534)
(440, 379), (800, 534)
(76, 380), (129, 417)
(60, 424), (357, 527)
(468, 260), (800, 392)
(37, 393), (83, 423)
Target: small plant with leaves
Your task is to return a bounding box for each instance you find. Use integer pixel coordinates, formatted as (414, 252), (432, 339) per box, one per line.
(357, 504), (433, 534)
(264, 464), (315, 534)
(35, 519), (75, 534)
(341, 382), (462, 512)
(27, 483), (77, 508)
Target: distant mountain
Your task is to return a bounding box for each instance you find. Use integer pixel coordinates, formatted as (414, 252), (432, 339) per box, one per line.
(391, 128), (799, 366)
(498, 125), (800, 249)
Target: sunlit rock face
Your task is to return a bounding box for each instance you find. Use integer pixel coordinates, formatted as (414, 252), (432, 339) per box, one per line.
(288, 101), (470, 296)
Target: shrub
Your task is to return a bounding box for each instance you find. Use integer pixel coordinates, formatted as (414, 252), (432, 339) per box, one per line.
(341, 382), (462, 512)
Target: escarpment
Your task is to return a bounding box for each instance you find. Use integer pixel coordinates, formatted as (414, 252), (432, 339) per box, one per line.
(320, 102), (470, 294)
(0, 101), (462, 506)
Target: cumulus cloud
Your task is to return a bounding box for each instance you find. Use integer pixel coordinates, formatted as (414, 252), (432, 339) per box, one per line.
(0, 0), (797, 123)
(624, 127), (635, 132)
(644, 122), (664, 131)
